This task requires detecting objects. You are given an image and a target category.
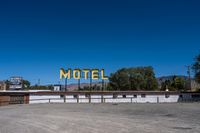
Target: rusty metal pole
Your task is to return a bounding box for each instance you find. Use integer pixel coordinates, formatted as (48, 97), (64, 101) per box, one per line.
(65, 78), (67, 91)
(90, 70), (92, 91)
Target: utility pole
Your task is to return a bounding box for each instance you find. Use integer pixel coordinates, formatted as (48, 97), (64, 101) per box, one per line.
(65, 78), (67, 92)
(78, 78), (80, 90)
(186, 65), (192, 91)
(102, 79), (104, 91)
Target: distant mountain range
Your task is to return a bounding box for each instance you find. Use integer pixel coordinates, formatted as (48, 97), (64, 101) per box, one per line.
(63, 82), (105, 91)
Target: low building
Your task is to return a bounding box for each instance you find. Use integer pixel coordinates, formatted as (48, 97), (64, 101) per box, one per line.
(27, 91), (200, 104)
(53, 85), (62, 91)
(1, 91), (200, 106)
(0, 91), (29, 106)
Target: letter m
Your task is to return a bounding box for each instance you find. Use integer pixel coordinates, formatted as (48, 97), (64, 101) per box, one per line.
(60, 68), (71, 80)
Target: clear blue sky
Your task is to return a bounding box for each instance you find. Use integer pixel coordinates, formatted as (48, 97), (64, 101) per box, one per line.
(0, 0), (200, 85)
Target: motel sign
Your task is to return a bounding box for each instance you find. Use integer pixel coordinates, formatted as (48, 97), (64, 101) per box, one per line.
(60, 68), (108, 80)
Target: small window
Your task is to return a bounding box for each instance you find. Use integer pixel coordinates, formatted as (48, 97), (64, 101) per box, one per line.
(165, 94), (170, 98)
(133, 95), (137, 98)
(141, 94), (146, 98)
(113, 94), (118, 99)
(122, 95), (126, 98)
(73, 95), (78, 98)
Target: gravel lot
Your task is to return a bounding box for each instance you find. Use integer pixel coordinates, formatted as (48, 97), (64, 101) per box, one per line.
(0, 103), (200, 133)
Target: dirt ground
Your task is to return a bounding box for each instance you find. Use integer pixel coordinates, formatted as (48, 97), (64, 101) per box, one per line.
(0, 103), (200, 133)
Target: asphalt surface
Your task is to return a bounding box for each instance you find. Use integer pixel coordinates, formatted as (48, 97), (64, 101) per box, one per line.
(0, 103), (200, 133)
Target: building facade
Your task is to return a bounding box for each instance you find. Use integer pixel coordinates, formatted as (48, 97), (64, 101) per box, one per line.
(0, 91), (200, 106)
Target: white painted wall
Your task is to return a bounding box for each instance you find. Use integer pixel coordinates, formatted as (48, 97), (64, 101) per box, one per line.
(65, 95), (77, 103)
(54, 86), (61, 91)
(91, 95), (102, 103)
(79, 95), (89, 103)
(29, 95), (62, 104)
(29, 94), (180, 104)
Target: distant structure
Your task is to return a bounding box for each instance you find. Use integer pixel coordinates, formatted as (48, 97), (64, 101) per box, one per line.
(53, 84), (62, 91)
(9, 76), (23, 90)
(0, 81), (6, 91)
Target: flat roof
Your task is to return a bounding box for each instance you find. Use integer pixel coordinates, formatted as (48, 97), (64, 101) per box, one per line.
(0, 90), (199, 95)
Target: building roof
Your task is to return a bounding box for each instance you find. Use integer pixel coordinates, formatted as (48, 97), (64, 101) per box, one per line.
(0, 90), (199, 96)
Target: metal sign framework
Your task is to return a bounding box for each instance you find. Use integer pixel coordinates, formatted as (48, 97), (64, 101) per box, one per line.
(64, 71), (107, 91)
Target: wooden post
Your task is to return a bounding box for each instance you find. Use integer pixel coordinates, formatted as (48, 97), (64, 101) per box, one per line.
(89, 94), (91, 103)
(101, 94), (103, 103)
(77, 95), (79, 103)
(64, 95), (66, 103)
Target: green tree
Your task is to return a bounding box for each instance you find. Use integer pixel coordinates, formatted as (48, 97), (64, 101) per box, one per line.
(161, 81), (167, 91)
(109, 68), (130, 91)
(161, 80), (173, 91)
(192, 53), (200, 83)
(129, 73), (145, 90)
(109, 66), (158, 91)
(22, 80), (31, 89)
(81, 86), (90, 91)
(143, 67), (158, 90)
(174, 77), (185, 91)
(160, 76), (186, 91)
(128, 66), (158, 90)
(29, 85), (51, 90)
(5, 80), (10, 90)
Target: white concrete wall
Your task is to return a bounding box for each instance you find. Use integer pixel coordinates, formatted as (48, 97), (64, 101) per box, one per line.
(65, 95), (77, 103)
(29, 94), (180, 104)
(79, 95), (89, 103)
(157, 95), (179, 103)
(136, 95), (157, 103)
(29, 95), (63, 104)
(104, 95), (131, 103)
(91, 95), (102, 103)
